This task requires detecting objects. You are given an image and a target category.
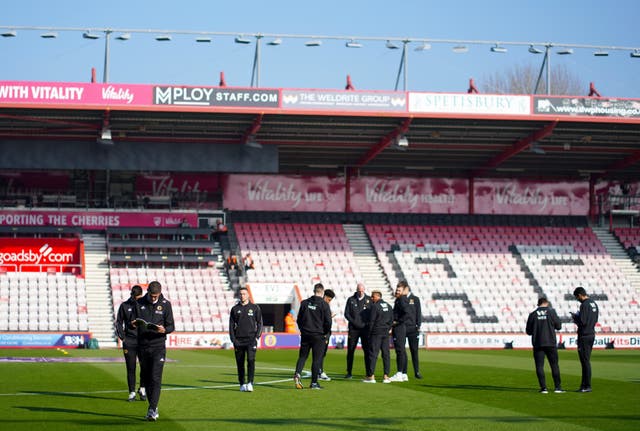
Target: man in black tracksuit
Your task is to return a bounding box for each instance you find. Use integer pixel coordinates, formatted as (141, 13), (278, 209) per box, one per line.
(572, 286), (599, 392)
(135, 281), (175, 421)
(115, 285), (146, 401)
(343, 282), (371, 378)
(390, 280), (412, 382)
(294, 283), (332, 389)
(405, 285), (423, 379)
(229, 286), (263, 392)
(526, 297), (563, 393)
(363, 290), (394, 383)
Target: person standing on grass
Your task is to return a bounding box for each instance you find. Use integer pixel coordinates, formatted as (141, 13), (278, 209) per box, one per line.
(135, 281), (175, 422)
(389, 281), (411, 382)
(294, 283), (332, 390)
(526, 296), (564, 394)
(318, 288), (336, 382)
(229, 286), (263, 392)
(362, 290), (394, 384)
(344, 282), (371, 379)
(115, 284), (146, 402)
(405, 283), (423, 379)
(571, 286), (599, 393)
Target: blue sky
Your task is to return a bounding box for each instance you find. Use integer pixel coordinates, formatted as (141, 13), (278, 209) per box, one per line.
(2, 0), (639, 97)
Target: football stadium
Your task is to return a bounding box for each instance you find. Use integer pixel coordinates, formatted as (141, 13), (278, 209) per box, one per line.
(1, 21), (639, 431)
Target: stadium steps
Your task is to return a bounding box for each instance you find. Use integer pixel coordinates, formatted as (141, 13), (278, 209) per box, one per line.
(592, 227), (640, 294)
(342, 224), (392, 300)
(82, 233), (117, 348)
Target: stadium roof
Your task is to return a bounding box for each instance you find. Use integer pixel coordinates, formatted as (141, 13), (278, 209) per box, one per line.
(0, 81), (639, 181)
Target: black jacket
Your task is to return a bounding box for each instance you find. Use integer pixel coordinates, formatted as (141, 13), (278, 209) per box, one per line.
(297, 295), (332, 336)
(406, 292), (422, 333)
(229, 301), (263, 344)
(115, 296), (139, 343)
(135, 293), (175, 348)
(344, 293), (371, 331)
(526, 306), (562, 347)
(572, 298), (599, 337)
(368, 299), (394, 337)
(393, 295), (413, 327)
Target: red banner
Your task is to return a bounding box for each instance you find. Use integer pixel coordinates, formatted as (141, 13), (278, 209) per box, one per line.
(349, 177), (469, 213)
(473, 179), (590, 215)
(0, 238), (81, 273)
(223, 175), (346, 212)
(0, 210), (197, 229)
(135, 173), (220, 195)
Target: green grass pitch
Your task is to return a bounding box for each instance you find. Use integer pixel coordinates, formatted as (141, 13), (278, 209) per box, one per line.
(0, 348), (638, 430)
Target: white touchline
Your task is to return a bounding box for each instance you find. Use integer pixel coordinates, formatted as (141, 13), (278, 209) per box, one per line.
(0, 367), (313, 397)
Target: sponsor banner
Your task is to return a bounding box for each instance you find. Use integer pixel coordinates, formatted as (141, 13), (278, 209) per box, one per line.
(281, 89), (406, 112)
(350, 177), (469, 213)
(409, 92), (531, 116)
(0, 332), (90, 348)
(0, 81), (150, 106)
(166, 332), (232, 349)
(249, 283), (296, 304)
(534, 96), (640, 118)
(426, 333), (532, 349)
(474, 179), (589, 215)
(223, 174), (346, 212)
(0, 171), (70, 191)
(0, 238), (81, 272)
(135, 173), (220, 195)
(560, 333), (640, 349)
(0, 210), (197, 228)
(594, 180), (640, 211)
(153, 86), (279, 108)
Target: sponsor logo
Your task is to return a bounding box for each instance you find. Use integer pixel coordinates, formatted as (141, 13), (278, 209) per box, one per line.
(0, 243), (74, 265)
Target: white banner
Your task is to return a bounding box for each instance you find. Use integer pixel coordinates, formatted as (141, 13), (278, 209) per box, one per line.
(409, 92), (531, 116)
(249, 283), (297, 304)
(166, 332), (232, 349)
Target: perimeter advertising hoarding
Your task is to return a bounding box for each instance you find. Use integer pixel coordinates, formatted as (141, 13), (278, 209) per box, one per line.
(349, 177), (469, 213)
(473, 179), (590, 215)
(153, 87), (279, 108)
(534, 96), (640, 118)
(409, 92), (531, 116)
(135, 173), (220, 196)
(223, 174), (346, 212)
(0, 210), (197, 229)
(0, 332), (90, 348)
(281, 89), (406, 111)
(426, 333), (640, 349)
(0, 238), (81, 273)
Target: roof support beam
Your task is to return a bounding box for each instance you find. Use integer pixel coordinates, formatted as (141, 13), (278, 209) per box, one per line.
(241, 113), (264, 143)
(356, 117), (412, 168)
(602, 150), (640, 176)
(473, 120), (558, 177)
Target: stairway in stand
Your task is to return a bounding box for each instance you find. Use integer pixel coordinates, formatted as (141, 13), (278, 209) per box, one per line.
(82, 233), (117, 348)
(343, 224), (393, 302)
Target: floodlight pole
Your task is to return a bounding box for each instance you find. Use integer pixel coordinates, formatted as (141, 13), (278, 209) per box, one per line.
(251, 35), (262, 87)
(534, 45), (551, 94)
(103, 30), (111, 83)
(394, 40), (409, 91)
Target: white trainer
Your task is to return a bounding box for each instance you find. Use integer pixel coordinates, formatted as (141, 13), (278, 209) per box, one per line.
(402, 373), (409, 382)
(239, 384), (247, 392)
(319, 372), (331, 381)
(246, 383), (254, 392)
(388, 372), (404, 382)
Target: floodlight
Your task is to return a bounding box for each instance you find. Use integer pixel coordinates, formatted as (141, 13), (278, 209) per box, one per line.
(305, 39), (322, 47)
(1, 30), (17, 37)
(556, 48), (573, 55)
(82, 31), (100, 40)
(528, 45), (543, 54)
(267, 38), (282, 46)
(386, 40), (399, 49)
(452, 45), (468, 53)
(196, 36), (212, 43)
(593, 50), (609, 56)
(40, 32), (58, 39)
(345, 40), (363, 48)
(490, 44), (507, 53)
(414, 42), (431, 51)
(155, 35), (172, 41)
(630, 50), (640, 58)
(235, 35), (251, 44)
(116, 33), (131, 41)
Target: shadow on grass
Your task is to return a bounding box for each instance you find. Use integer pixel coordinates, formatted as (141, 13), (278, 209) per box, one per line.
(19, 391), (122, 401)
(422, 383), (531, 392)
(13, 406), (146, 423)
